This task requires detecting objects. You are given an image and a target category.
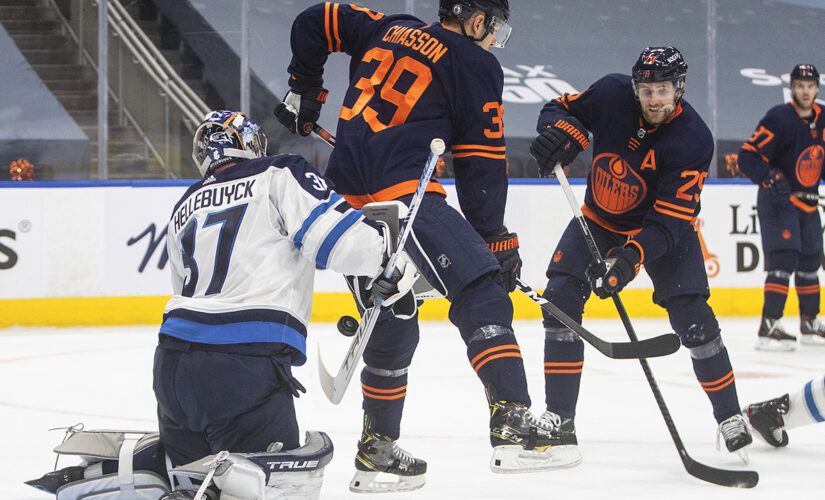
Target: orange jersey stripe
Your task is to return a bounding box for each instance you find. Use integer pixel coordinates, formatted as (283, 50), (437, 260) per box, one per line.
(452, 152), (506, 160)
(451, 144), (506, 152)
(342, 180), (447, 209)
(332, 2), (341, 51)
(323, 3), (333, 52)
(741, 142), (770, 163)
(654, 205), (696, 221)
(655, 199), (694, 214)
(474, 352), (523, 372)
(582, 205), (642, 236)
(790, 196), (818, 213)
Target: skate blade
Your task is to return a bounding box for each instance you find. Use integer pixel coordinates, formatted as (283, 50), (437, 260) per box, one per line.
(755, 338), (797, 351)
(800, 335), (825, 345)
(349, 470), (425, 493)
(490, 445), (582, 474)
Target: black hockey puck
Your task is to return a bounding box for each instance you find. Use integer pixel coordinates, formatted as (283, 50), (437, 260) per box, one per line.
(337, 315), (359, 337)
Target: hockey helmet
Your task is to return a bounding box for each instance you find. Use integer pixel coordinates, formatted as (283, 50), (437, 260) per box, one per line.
(790, 64), (820, 86)
(438, 0), (511, 47)
(192, 111), (267, 177)
(632, 46), (688, 102)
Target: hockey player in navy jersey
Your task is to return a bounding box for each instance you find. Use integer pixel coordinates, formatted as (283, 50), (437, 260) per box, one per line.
(738, 64), (825, 350)
(275, 1), (578, 491)
(530, 47), (753, 456)
(744, 373), (825, 447)
(152, 111), (418, 473)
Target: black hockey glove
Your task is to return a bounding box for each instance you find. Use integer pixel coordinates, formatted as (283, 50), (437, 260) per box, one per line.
(588, 245), (641, 299)
(762, 169), (791, 198)
(273, 76), (328, 136)
(484, 229), (521, 293)
(530, 117), (590, 177)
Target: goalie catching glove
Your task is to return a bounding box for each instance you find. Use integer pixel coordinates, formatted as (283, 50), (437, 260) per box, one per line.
(586, 244), (641, 299)
(273, 75), (328, 136)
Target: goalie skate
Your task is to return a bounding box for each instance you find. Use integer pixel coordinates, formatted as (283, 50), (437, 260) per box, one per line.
(489, 401), (580, 473)
(349, 415), (426, 493)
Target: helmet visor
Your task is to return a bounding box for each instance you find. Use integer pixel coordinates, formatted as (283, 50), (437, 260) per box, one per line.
(489, 16), (512, 48)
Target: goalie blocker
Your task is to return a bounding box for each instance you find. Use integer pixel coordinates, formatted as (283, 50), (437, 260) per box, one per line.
(26, 427), (333, 500)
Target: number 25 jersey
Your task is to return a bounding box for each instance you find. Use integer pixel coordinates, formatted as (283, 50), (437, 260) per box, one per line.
(288, 3), (509, 235)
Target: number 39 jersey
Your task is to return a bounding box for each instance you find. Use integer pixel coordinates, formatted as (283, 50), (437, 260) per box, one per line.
(160, 154), (384, 365)
(288, 3), (508, 235)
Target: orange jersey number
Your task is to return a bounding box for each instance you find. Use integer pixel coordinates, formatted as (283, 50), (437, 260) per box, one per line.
(483, 102), (504, 139)
(340, 47), (432, 132)
(675, 170), (708, 202)
(747, 125), (775, 149)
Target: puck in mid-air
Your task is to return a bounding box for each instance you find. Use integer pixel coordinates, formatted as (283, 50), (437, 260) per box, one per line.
(337, 315), (359, 337)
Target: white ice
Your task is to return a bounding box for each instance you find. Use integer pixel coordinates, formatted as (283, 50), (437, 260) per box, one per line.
(2, 317), (823, 499)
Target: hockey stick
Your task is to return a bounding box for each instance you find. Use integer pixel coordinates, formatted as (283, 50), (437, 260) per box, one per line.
(553, 163), (758, 488)
(516, 279), (679, 359)
(317, 138), (446, 404)
(791, 191), (825, 202)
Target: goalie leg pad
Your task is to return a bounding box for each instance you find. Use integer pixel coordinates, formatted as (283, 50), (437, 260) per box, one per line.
(171, 431), (333, 500)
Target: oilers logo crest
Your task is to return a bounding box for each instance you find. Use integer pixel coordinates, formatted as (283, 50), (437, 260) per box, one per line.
(590, 153), (647, 214)
(795, 144), (824, 187)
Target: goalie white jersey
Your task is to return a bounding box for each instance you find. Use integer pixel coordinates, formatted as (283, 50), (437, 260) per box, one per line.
(160, 154), (385, 365)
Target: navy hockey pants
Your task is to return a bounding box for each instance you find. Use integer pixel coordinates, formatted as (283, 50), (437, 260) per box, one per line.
(153, 335), (301, 466)
(358, 193), (531, 440)
(541, 217), (741, 423)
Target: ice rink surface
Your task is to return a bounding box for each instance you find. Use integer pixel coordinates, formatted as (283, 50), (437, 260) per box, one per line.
(1, 317), (822, 499)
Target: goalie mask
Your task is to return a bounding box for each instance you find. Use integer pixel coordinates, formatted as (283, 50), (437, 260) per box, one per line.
(192, 111), (267, 177)
(632, 46), (688, 103)
(438, 0), (512, 48)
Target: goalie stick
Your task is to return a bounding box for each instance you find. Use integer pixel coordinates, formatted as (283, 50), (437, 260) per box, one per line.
(553, 163), (758, 488)
(516, 278), (679, 359)
(316, 136), (446, 404)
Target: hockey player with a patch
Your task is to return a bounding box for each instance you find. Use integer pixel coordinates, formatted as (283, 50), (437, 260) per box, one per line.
(531, 46), (752, 459)
(738, 63), (825, 351)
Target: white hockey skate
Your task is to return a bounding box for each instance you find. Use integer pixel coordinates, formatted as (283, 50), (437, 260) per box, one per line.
(489, 401), (581, 473)
(800, 316), (825, 345)
(716, 414), (752, 464)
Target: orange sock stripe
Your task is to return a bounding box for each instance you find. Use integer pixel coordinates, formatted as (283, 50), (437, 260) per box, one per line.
(700, 370), (735, 391)
(470, 344), (520, 366)
(474, 352), (522, 372)
(764, 284), (789, 294)
(362, 389), (407, 400)
(543, 361), (584, 367)
(544, 368), (583, 374)
(360, 384), (407, 394)
(796, 285), (820, 294)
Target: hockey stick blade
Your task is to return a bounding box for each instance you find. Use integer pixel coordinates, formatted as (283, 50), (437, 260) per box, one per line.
(516, 279), (680, 359)
(318, 305), (381, 404)
(683, 455), (758, 488)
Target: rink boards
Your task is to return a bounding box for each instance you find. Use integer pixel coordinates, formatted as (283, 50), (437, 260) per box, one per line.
(0, 179), (822, 327)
